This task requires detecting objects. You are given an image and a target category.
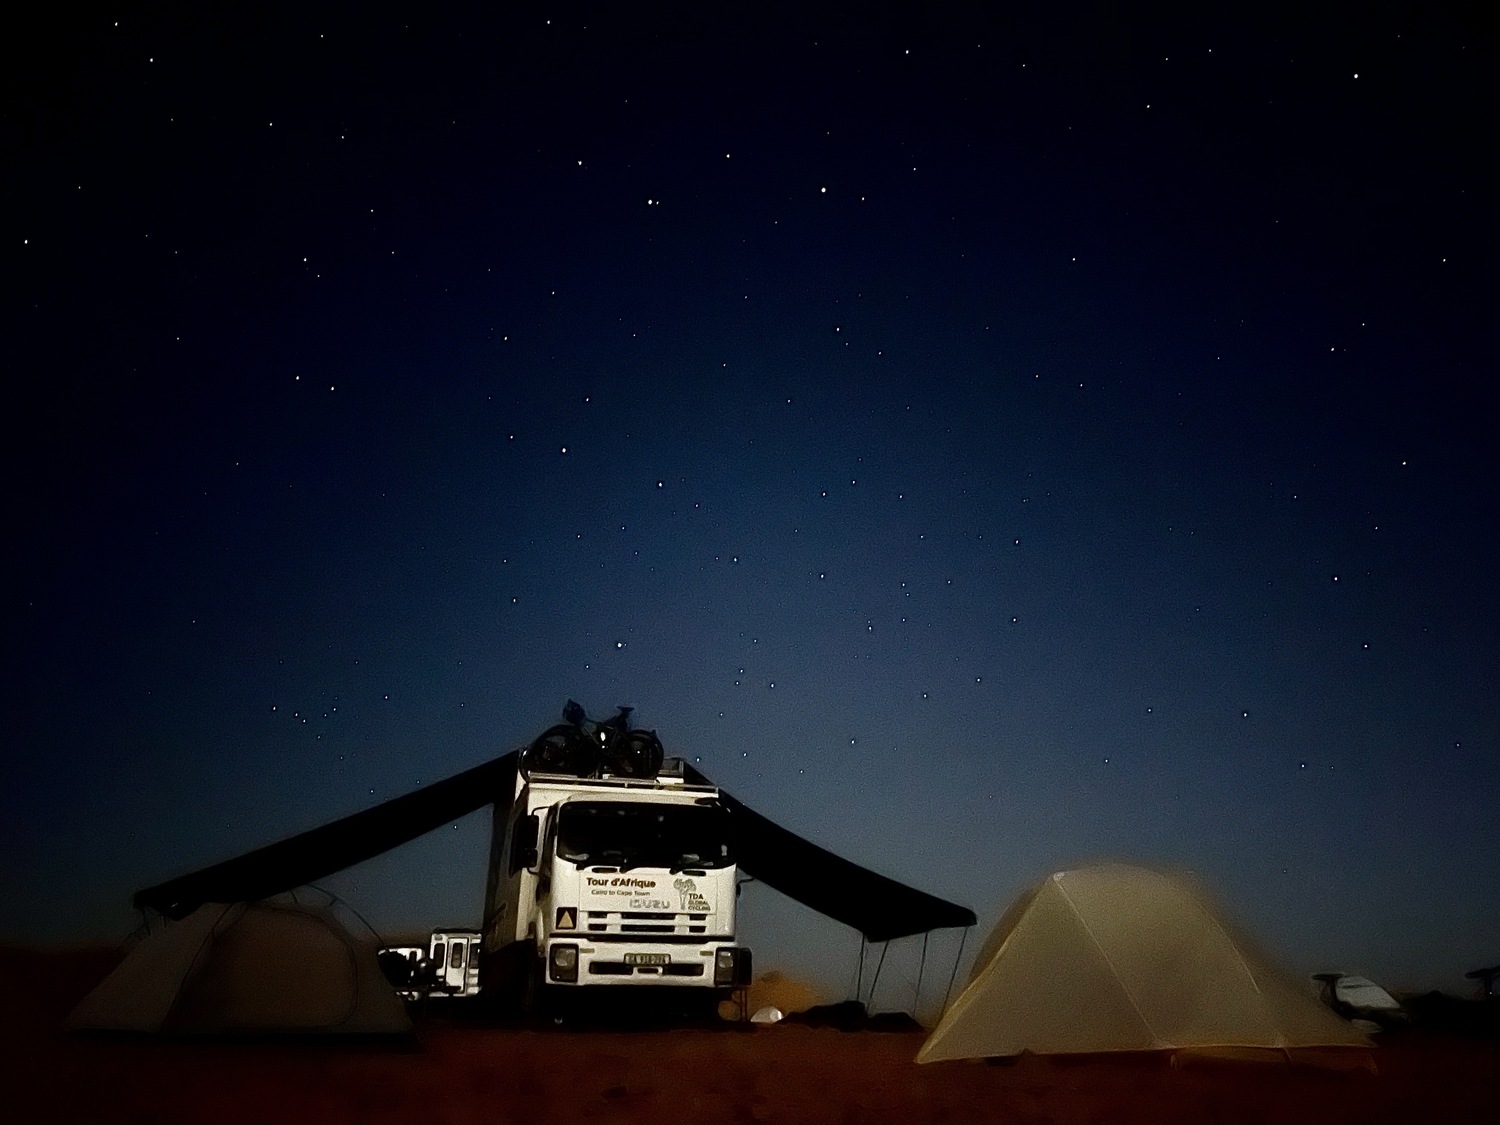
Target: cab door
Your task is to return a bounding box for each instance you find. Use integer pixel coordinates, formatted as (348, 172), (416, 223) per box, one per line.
(534, 809), (557, 944)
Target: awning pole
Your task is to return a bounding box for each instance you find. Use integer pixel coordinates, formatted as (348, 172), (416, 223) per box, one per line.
(939, 926), (970, 1016)
(854, 933), (867, 1002)
(914, 930), (930, 1013)
(868, 940), (890, 1008)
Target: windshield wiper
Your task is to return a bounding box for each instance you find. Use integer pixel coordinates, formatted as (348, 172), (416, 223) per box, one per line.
(583, 848), (629, 869)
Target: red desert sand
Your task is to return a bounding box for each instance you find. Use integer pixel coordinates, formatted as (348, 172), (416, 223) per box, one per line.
(6, 948), (1498, 1124)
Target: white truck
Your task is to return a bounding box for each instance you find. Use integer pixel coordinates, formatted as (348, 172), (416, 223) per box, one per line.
(383, 930), (483, 1001)
(137, 701), (974, 1022)
(477, 752), (750, 1013)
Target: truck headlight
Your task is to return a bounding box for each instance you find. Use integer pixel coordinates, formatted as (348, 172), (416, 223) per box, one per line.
(715, 947), (748, 987)
(550, 943), (579, 983)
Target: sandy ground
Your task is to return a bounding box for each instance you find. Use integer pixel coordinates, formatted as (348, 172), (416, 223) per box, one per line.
(5, 948), (1498, 1124)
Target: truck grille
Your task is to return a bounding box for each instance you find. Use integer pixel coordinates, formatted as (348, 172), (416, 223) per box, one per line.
(579, 910), (717, 938)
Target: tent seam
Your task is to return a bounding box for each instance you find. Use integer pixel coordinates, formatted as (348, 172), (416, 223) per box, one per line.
(260, 898), (363, 1029)
(1192, 896), (1285, 1047)
(1053, 874), (1162, 1048)
(165, 902), (237, 1027)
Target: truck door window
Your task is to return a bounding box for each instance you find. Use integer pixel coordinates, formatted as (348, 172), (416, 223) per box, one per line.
(450, 942), (465, 970)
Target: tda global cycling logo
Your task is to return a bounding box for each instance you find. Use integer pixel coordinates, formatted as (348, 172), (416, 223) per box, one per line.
(673, 877), (711, 912)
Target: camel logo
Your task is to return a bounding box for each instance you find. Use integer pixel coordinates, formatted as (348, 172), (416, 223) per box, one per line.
(673, 877), (711, 913)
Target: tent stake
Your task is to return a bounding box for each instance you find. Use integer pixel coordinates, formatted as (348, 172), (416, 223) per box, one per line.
(940, 926), (970, 1016)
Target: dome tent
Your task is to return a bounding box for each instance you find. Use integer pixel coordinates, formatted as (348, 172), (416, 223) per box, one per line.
(918, 864), (1371, 1063)
(69, 898), (411, 1037)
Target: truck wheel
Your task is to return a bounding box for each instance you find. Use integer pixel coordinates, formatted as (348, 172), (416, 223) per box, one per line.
(516, 959), (539, 1017)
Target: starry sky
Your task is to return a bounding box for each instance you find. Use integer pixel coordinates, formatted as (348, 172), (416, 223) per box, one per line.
(7, 2), (1496, 1005)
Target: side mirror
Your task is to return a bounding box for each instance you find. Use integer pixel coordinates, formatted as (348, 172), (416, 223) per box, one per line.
(511, 813), (541, 873)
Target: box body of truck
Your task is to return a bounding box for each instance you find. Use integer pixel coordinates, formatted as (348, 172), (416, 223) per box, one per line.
(480, 764), (750, 1008)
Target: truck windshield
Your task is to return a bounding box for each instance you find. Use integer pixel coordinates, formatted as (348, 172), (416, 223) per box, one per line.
(556, 801), (733, 871)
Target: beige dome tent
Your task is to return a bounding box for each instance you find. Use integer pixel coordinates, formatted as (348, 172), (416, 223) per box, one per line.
(69, 900), (411, 1036)
(918, 865), (1370, 1063)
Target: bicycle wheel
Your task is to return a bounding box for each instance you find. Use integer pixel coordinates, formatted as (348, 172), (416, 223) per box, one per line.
(522, 724), (598, 776)
(604, 728), (665, 779)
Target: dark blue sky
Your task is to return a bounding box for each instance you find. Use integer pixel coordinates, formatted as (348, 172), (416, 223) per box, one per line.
(8, 2), (1495, 1002)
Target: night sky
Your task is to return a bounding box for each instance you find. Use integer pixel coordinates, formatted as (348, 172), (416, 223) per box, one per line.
(8, 2), (1496, 1006)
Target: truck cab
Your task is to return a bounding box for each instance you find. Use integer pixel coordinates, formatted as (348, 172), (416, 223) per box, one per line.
(483, 761), (751, 1010)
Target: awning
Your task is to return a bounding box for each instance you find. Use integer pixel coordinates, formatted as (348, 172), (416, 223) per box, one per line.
(134, 753), (518, 918)
(134, 750), (974, 941)
(686, 764), (975, 941)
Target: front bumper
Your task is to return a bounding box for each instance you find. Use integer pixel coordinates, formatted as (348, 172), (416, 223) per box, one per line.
(546, 939), (750, 988)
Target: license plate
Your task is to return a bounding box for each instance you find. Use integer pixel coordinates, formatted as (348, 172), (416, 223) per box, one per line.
(624, 953), (670, 966)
